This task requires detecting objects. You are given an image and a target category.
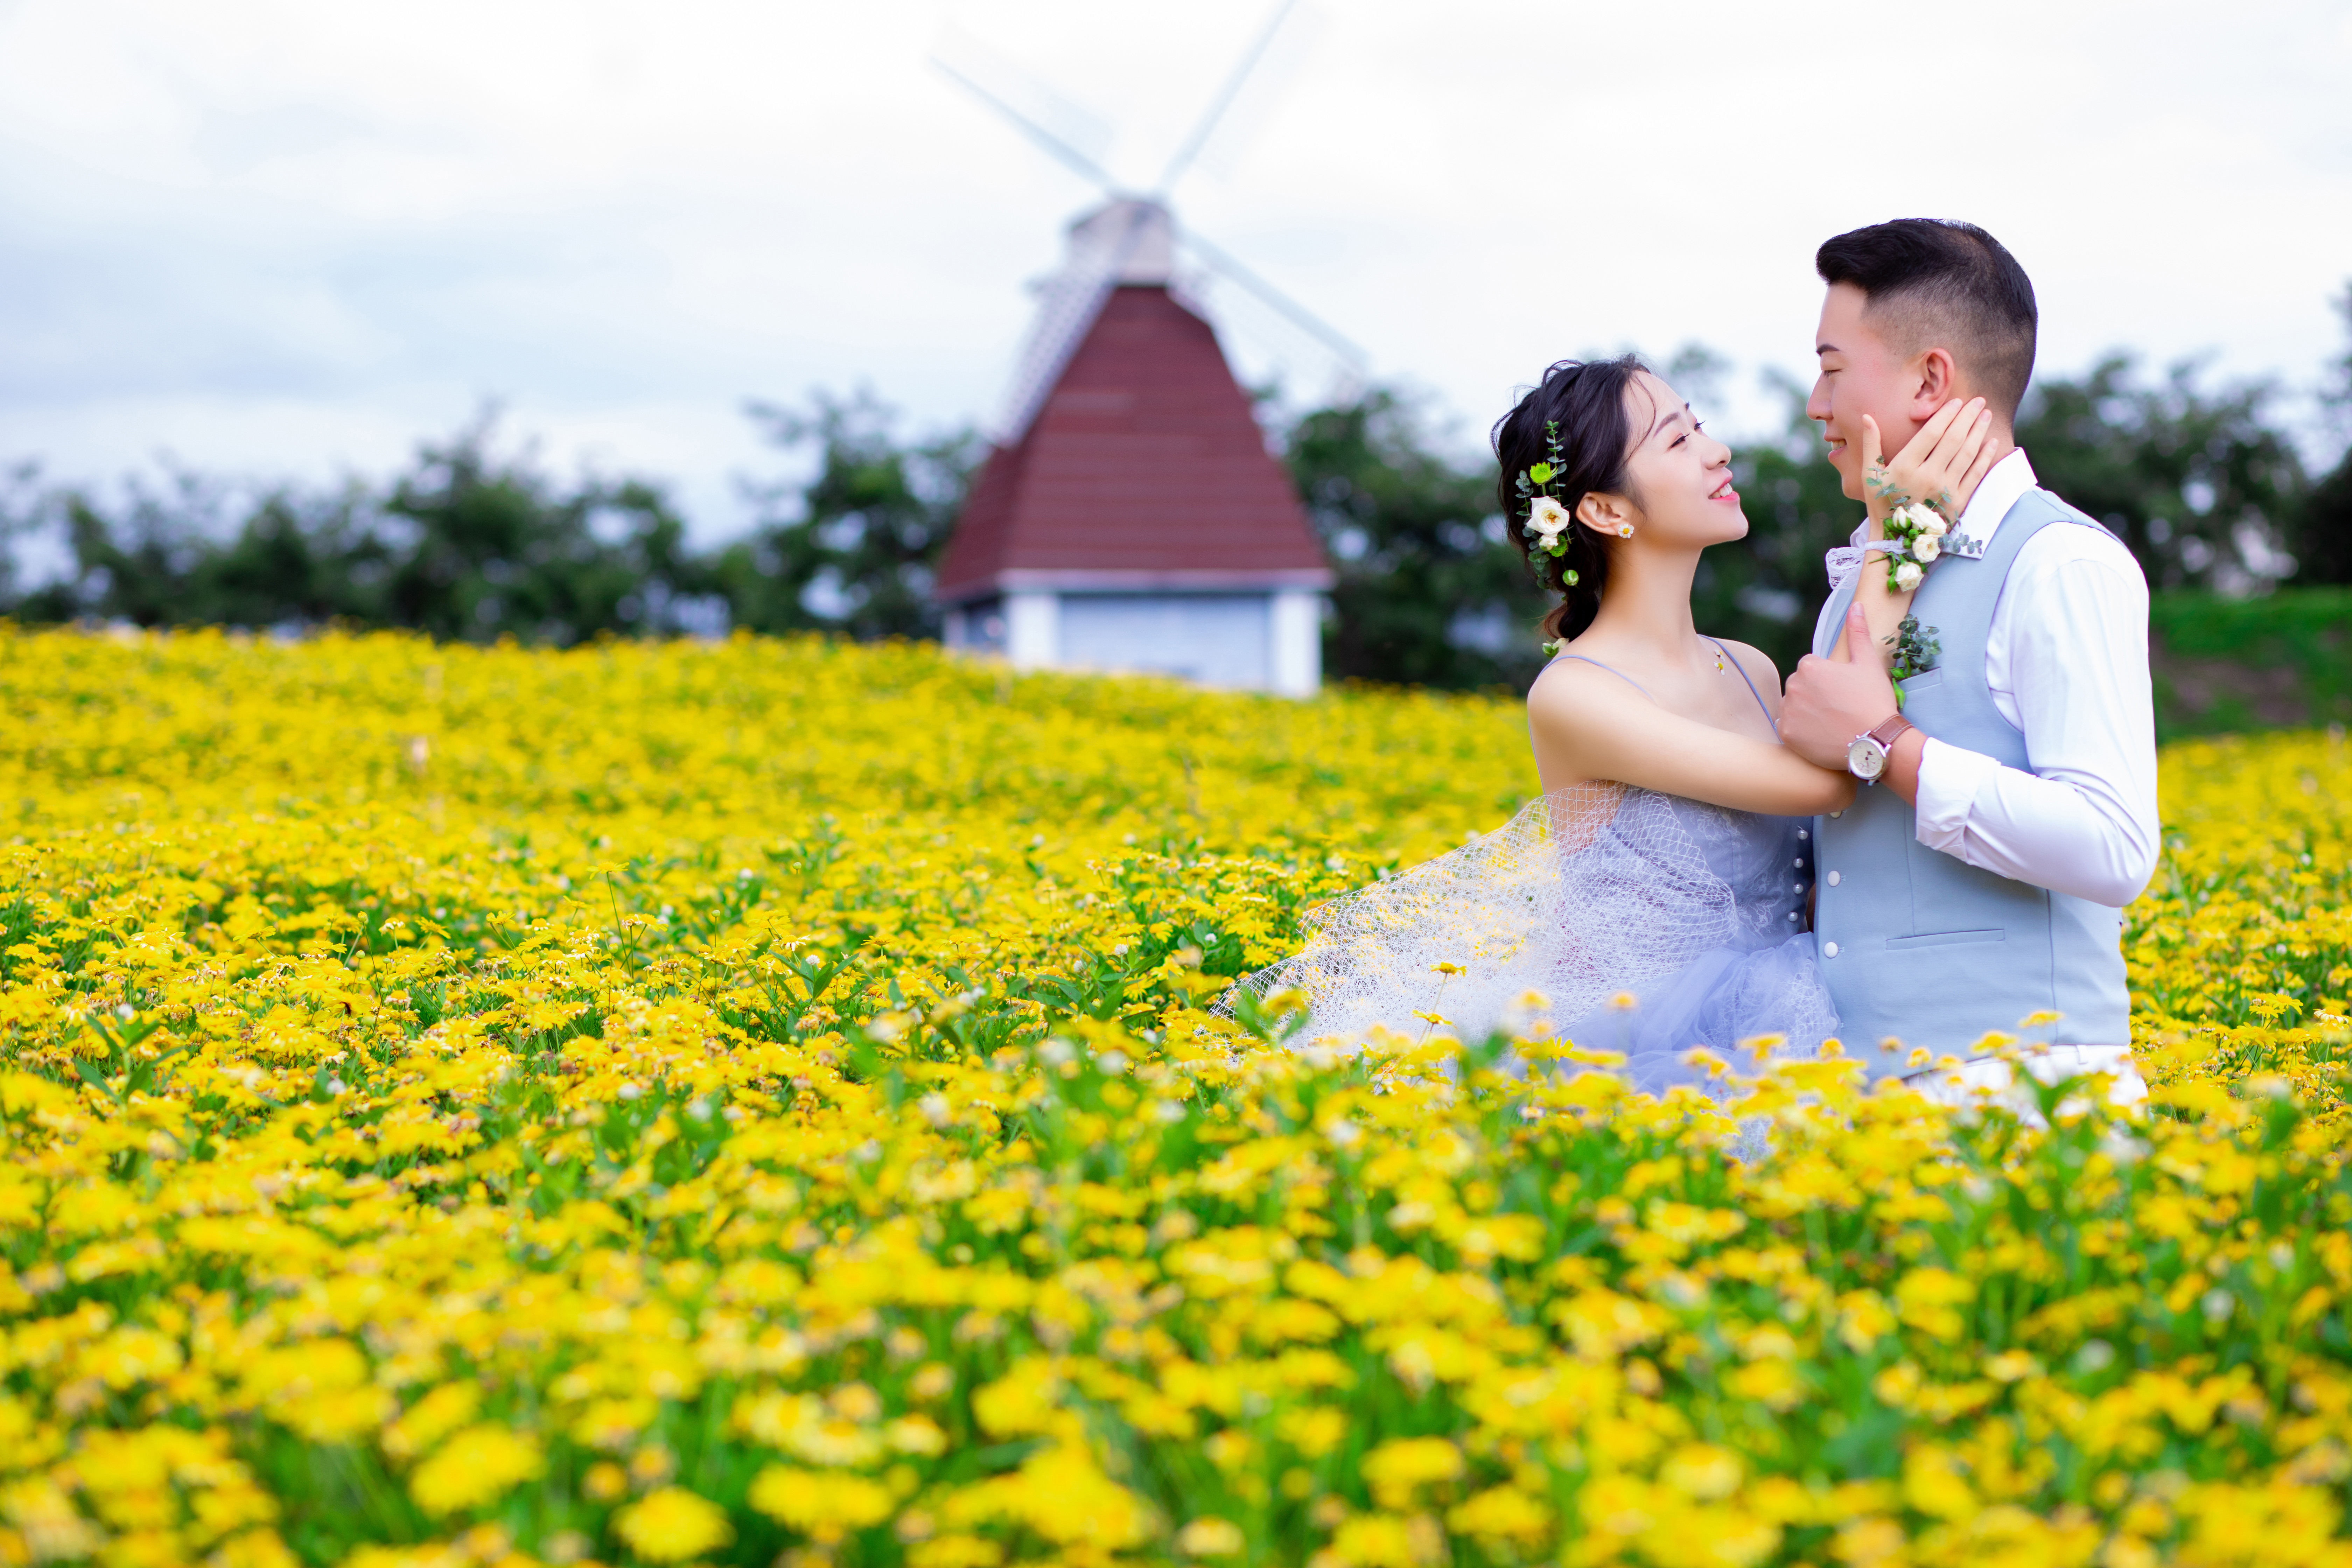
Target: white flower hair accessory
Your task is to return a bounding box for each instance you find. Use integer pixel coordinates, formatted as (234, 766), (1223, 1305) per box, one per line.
(1513, 420), (1582, 606)
(1527, 495), (1571, 550)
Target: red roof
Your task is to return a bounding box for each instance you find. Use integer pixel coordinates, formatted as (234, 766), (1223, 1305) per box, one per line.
(936, 286), (1331, 602)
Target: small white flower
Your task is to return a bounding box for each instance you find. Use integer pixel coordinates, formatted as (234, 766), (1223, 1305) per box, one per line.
(1912, 534), (1942, 564)
(1918, 511), (1949, 537)
(1527, 495), (1571, 546)
(1893, 561), (1925, 592)
(1888, 502), (1940, 536)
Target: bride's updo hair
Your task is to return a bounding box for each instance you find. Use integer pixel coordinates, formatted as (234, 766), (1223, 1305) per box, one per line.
(1492, 355), (1647, 641)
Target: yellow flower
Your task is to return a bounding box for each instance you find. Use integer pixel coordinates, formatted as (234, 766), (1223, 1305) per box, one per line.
(1661, 1443), (1744, 1502)
(747, 1466), (894, 1540)
(1175, 1516), (1247, 1555)
(0, 626), (2340, 1568)
(1360, 1437), (1464, 1511)
(408, 1425), (543, 1516)
(1901, 1446), (1975, 1521)
(613, 1486), (735, 1563)
(383, 1384), (481, 1462)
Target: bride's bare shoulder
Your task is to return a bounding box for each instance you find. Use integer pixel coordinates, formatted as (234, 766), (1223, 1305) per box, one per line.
(1528, 648), (1645, 696)
(1526, 649), (1652, 736)
(1707, 637), (1787, 707)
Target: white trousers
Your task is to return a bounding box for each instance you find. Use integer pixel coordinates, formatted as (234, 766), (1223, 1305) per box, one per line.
(1900, 1043), (2148, 1116)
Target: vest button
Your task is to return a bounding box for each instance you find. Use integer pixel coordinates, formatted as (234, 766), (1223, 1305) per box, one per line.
(1827, 871), (1841, 886)
(1793, 858), (1805, 869)
(1823, 941), (1840, 958)
(1829, 810), (1843, 819)
(1798, 829), (1809, 840)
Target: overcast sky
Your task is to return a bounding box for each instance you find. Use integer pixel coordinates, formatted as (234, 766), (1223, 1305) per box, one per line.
(4, 0), (2348, 540)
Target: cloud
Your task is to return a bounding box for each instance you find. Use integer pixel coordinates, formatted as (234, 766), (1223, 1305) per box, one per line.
(0, 0), (2345, 540)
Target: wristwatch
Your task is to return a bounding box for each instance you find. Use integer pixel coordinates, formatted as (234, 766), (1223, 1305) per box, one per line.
(1846, 714), (1916, 784)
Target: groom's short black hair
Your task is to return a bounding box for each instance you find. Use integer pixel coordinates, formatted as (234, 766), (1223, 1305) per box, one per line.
(1816, 219), (2038, 418)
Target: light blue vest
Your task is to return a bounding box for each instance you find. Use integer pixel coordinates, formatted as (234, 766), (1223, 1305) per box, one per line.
(1812, 490), (2131, 1072)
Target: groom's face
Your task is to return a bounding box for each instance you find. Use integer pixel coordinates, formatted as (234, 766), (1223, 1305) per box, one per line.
(1807, 282), (1920, 501)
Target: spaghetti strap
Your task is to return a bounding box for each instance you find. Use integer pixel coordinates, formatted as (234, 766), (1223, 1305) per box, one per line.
(1707, 638), (1774, 726)
(1551, 653), (1653, 701)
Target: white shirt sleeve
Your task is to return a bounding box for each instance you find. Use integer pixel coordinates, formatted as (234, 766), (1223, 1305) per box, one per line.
(1910, 524), (2160, 908)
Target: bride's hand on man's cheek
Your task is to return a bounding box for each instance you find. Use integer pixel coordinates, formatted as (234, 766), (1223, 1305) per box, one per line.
(1864, 397), (1998, 524)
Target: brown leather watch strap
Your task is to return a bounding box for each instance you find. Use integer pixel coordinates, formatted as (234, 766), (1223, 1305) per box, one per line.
(1867, 714), (1916, 749)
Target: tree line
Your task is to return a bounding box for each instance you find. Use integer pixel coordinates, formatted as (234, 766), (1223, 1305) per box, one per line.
(3, 293), (2346, 688)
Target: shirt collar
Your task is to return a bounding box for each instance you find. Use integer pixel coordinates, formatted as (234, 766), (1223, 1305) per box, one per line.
(1958, 448), (2038, 544)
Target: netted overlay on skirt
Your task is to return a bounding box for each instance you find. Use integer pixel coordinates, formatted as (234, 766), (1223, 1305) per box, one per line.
(1230, 784), (1839, 1088)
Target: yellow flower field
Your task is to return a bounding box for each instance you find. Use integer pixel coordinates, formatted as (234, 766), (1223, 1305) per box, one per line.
(0, 626), (2346, 1568)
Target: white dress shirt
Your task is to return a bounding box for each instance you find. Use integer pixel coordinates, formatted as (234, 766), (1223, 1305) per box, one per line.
(1814, 449), (2161, 910)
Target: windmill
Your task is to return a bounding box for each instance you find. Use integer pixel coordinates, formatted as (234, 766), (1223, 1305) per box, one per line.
(931, 3), (1362, 696)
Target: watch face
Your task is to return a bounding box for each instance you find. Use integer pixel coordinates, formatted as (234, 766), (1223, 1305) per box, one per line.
(1847, 736), (1886, 780)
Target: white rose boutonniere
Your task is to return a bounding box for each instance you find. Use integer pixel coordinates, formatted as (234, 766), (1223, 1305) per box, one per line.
(1880, 503), (1956, 593)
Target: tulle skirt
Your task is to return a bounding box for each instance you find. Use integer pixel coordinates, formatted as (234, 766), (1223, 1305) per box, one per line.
(1230, 785), (1839, 1091)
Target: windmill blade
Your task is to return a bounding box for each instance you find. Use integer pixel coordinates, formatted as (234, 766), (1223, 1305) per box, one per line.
(1175, 225), (1368, 376)
(929, 51), (1120, 194)
(1156, 0), (1303, 196)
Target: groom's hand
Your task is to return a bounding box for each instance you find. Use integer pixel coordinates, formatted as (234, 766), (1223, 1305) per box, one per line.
(1782, 602), (1911, 781)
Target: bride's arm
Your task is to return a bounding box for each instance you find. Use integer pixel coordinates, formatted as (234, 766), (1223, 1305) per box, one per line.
(1528, 663), (1857, 815)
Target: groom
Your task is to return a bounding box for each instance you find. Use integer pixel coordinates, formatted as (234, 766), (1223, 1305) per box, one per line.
(1777, 218), (2159, 1102)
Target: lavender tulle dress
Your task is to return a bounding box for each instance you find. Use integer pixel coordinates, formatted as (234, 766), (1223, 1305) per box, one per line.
(1233, 645), (1839, 1094)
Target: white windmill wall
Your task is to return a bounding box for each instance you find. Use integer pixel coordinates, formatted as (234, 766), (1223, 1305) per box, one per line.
(948, 587), (1322, 695)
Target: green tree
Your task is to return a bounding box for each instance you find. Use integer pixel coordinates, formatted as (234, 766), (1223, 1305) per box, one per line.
(372, 415), (707, 644)
(715, 391), (982, 641)
(2016, 354), (2305, 592)
(1284, 386), (1544, 689)
(11, 412), (712, 644)
(2295, 283), (2352, 584)
(1718, 371), (1865, 672)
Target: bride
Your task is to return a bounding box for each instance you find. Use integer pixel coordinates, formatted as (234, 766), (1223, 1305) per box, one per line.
(1240, 356), (1994, 1092)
